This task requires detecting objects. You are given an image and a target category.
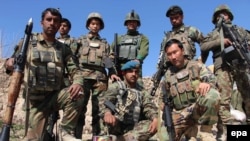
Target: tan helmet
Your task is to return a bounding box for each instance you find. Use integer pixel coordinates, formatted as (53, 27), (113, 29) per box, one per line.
(212, 4), (234, 24)
(124, 10), (141, 26)
(86, 12), (104, 30)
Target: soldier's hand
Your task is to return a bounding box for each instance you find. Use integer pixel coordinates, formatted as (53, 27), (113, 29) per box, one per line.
(110, 74), (121, 82)
(103, 111), (117, 126)
(148, 118), (158, 134)
(224, 38), (232, 47)
(5, 58), (15, 71)
(196, 83), (210, 96)
(67, 84), (83, 100)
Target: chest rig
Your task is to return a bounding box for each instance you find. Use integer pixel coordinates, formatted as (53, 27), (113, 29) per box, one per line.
(164, 27), (196, 59)
(168, 61), (200, 110)
(118, 34), (142, 61)
(27, 34), (64, 92)
(77, 36), (107, 68)
(115, 81), (142, 125)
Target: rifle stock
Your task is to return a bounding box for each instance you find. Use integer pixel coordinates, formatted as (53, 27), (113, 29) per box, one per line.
(0, 18), (33, 141)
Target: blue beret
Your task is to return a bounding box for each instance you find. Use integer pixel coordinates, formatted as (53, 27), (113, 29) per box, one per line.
(121, 60), (140, 71)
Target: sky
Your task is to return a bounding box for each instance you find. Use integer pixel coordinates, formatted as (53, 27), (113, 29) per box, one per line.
(0, 0), (250, 77)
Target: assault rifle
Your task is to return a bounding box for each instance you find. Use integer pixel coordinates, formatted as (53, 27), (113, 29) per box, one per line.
(43, 112), (59, 141)
(104, 101), (123, 121)
(161, 82), (175, 141)
(220, 15), (250, 66)
(0, 18), (33, 141)
(113, 33), (121, 76)
(149, 51), (168, 96)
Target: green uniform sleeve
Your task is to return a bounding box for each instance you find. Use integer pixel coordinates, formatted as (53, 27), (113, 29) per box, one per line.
(62, 45), (84, 86)
(136, 35), (149, 62)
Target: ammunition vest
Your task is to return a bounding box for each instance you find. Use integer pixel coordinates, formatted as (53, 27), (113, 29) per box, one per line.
(168, 61), (200, 110)
(163, 27), (196, 59)
(57, 37), (75, 47)
(116, 81), (142, 125)
(26, 34), (65, 92)
(118, 34), (142, 61)
(77, 36), (108, 68)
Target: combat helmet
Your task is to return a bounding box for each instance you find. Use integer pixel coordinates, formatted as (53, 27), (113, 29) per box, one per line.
(212, 4), (234, 24)
(124, 10), (141, 26)
(166, 5), (183, 17)
(86, 12), (104, 30)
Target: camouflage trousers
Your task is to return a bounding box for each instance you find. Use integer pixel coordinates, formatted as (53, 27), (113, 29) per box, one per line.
(100, 120), (156, 141)
(24, 88), (84, 141)
(75, 79), (108, 138)
(215, 67), (250, 124)
(232, 65), (250, 123)
(171, 88), (220, 140)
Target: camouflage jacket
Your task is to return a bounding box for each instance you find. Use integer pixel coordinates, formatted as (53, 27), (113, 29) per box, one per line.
(160, 60), (216, 109)
(8, 33), (84, 88)
(57, 34), (76, 47)
(99, 80), (158, 123)
(161, 24), (205, 61)
(200, 22), (250, 71)
(71, 33), (115, 80)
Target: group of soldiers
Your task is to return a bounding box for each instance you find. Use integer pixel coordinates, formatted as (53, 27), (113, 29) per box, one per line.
(2, 3), (250, 141)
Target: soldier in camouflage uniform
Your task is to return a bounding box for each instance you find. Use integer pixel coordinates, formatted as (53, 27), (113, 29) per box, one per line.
(110, 10), (149, 86)
(160, 39), (220, 141)
(4, 8), (84, 141)
(57, 18), (77, 87)
(200, 4), (250, 140)
(98, 60), (158, 141)
(161, 5), (206, 62)
(71, 12), (120, 138)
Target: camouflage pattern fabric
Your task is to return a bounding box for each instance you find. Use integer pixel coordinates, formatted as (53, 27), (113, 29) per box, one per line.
(160, 60), (220, 140)
(27, 88), (84, 140)
(98, 81), (158, 140)
(72, 33), (111, 137)
(160, 24), (205, 61)
(201, 23), (250, 124)
(17, 33), (84, 140)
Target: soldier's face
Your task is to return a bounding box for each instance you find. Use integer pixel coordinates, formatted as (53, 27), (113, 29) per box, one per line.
(165, 43), (185, 68)
(123, 68), (139, 84)
(41, 12), (61, 36)
(59, 22), (70, 36)
(216, 11), (230, 22)
(169, 14), (183, 27)
(88, 19), (101, 33)
(126, 20), (138, 31)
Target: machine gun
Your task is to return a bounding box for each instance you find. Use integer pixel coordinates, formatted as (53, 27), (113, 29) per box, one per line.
(149, 51), (168, 96)
(219, 14), (250, 66)
(0, 18), (33, 141)
(161, 82), (175, 141)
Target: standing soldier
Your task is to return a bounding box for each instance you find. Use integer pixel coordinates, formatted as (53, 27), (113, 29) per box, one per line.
(4, 8), (84, 141)
(161, 5), (206, 62)
(160, 39), (220, 141)
(111, 10), (149, 86)
(98, 60), (158, 141)
(57, 18), (74, 47)
(200, 4), (250, 141)
(57, 18), (77, 87)
(72, 12), (120, 138)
